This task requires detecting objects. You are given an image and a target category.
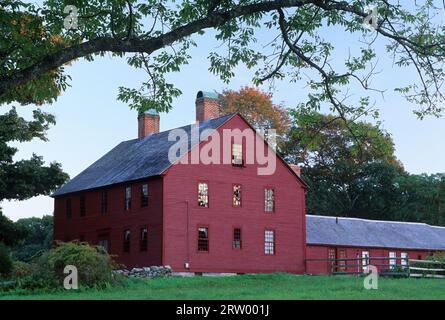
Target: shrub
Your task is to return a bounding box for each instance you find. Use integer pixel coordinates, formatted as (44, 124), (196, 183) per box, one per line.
(11, 261), (33, 278)
(21, 241), (117, 290)
(430, 251), (445, 263)
(0, 243), (12, 277)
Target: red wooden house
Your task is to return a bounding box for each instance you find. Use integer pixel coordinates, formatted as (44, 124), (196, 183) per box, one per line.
(52, 91), (307, 274)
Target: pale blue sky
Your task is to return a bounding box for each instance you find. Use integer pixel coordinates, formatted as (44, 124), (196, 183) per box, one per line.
(2, 13), (445, 221)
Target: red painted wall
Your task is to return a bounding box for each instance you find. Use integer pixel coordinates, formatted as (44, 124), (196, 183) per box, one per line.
(54, 177), (164, 268)
(54, 114), (306, 273)
(306, 244), (432, 274)
(162, 114), (307, 273)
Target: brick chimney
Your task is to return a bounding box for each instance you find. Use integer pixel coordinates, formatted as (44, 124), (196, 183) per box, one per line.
(196, 90), (220, 122)
(138, 110), (160, 139)
(289, 164), (301, 177)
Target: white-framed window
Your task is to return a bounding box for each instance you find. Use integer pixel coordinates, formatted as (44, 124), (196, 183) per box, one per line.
(264, 188), (275, 212)
(123, 229), (131, 253)
(232, 143), (243, 166)
(264, 230), (275, 255)
(389, 251), (397, 269)
(198, 227), (209, 252)
(362, 251), (370, 272)
(233, 184), (241, 206)
(198, 182), (209, 207)
(98, 239), (109, 252)
(401, 252), (408, 267)
(141, 184), (149, 207)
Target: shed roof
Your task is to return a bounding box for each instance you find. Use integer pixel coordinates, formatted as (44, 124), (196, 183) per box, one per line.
(52, 113), (236, 197)
(306, 215), (445, 251)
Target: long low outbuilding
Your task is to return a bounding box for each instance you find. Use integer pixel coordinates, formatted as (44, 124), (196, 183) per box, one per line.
(306, 215), (445, 274)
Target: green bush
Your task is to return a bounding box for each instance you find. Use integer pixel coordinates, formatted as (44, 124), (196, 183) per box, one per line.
(21, 241), (117, 290)
(11, 261), (33, 278)
(0, 243), (12, 277)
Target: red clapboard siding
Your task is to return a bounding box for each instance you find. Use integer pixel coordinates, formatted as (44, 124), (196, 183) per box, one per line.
(162, 114), (306, 273)
(54, 177), (164, 268)
(306, 244), (432, 274)
(54, 114), (306, 273)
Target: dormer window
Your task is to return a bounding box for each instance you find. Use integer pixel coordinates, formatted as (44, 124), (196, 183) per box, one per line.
(232, 143), (243, 166)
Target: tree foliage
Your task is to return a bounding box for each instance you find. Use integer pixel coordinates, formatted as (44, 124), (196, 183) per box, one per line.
(219, 86), (290, 142)
(1, 0), (444, 118)
(283, 110), (445, 225)
(0, 108), (69, 204)
(12, 215), (53, 261)
(283, 110), (404, 218)
(0, 213), (26, 247)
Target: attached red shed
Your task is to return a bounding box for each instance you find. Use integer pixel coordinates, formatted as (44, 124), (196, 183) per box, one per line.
(305, 215), (445, 274)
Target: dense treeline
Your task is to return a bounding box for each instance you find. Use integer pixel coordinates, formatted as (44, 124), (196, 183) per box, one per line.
(221, 87), (445, 226)
(282, 109), (445, 226)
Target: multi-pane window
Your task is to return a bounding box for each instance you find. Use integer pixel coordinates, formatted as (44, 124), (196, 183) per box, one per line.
(264, 230), (275, 255)
(100, 191), (108, 215)
(123, 229), (131, 253)
(389, 252), (396, 269)
(338, 249), (347, 271)
(141, 184), (149, 207)
(233, 184), (241, 206)
(233, 228), (242, 249)
(198, 183), (209, 207)
(328, 248), (336, 272)
(264, 188), (275, 212)
(124, 186), (132, 211)
(98, 239), (109, 252)
(66, 198), (72, 219)
(232, 143), (243, 166)
(362, 251), (370, 272)
(401, 252), (408, 267)
(198, 227), (209, 252)
(140, 227), (148, 252)
(80, 195), (86, 217)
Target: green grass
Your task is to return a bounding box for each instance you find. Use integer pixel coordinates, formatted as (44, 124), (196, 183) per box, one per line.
(1, 273), (444, 300)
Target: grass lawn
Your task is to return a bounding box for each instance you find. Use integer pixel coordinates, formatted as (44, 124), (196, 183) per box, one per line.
(1, 273), (444, 300)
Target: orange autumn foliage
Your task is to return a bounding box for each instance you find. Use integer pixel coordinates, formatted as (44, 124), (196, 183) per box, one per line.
(219, 86), (291, 138)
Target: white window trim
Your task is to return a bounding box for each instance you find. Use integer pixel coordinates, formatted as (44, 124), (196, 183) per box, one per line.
(362, 251), (369, 272)
(389, 251), (397, 269)
(401, 252), (408, 266)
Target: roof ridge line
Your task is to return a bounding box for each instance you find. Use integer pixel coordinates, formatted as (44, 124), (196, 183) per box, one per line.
(306, 214), (429, 226)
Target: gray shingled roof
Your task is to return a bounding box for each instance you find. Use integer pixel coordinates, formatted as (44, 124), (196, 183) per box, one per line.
(52, 113), (236, 197)
(306, 215), (445, 251)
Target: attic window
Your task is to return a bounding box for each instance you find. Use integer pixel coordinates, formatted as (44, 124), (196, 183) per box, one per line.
(198, 182), (209, 207)
(233, 184), (241, 206)
(124, 186), (132, 211)
(232, 143), (243, 166)
(264, 188), (275, 212)
(100, 191), (108, 215)
(141, 184), (148, 207)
